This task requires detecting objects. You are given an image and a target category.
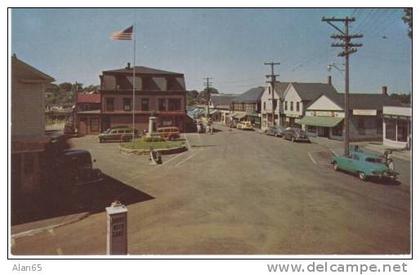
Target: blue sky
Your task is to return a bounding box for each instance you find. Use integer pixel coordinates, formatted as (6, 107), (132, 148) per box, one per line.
(11, 8), (411, 94)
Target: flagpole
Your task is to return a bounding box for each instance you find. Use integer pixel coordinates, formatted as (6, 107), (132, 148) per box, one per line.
(132, 23), (136, 142)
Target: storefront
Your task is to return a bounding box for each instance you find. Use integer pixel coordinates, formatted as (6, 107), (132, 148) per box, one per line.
(383, 106), (411, 149)
(297, 115), (344, 139)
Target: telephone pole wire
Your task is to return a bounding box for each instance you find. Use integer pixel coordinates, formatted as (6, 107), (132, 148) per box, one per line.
(322, 16), (363, 157)
(264, 62), (280, 126)
(203, 77), (213, 119)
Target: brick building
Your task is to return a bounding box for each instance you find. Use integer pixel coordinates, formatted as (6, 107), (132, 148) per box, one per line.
(99, 63), (187, 132)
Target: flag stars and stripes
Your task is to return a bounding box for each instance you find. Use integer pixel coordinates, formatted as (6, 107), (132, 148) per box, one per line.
(110, 25), (133, 40)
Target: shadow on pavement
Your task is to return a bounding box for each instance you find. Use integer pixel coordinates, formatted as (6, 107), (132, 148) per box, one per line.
(334, 169), (402, 186)
(368, 177), (402, 186)
(11, 174), (154, 226)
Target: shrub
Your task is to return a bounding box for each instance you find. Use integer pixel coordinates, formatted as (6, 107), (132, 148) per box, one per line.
(141, 136), (165, 142)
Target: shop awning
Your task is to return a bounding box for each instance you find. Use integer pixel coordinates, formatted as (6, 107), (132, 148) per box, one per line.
(233, 113), (247, 119)
(296, 116), (343, 127)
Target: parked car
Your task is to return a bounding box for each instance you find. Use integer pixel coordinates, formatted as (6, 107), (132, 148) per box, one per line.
(53, 149), (103, 189)
(331, 150), (398, 181)
(265, 125), (286, 137)
(157, 126), (180, 140)
(283, 127), (310, 142)
(98, 126), (138, 143)
(237, 121), (254, 130)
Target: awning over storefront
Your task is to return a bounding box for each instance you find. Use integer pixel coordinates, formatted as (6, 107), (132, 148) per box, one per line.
(296, 116), (343, 127)
(233, 113), (247, 119)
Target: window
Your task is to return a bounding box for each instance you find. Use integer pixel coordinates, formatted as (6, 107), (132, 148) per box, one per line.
(284, 101), (288, 111)
(290, 101), (294, 111)
(307, 126), (316, 133)
(106, 98), (114, 112)
(168, 98), (181, 111)
(90, 118), (99, 132)
(397, 119), (408, 142)
(296, 102), (300, 112)
(158, 99), (167, 111)
(141, 98), (149, 111)
(332, 122), (343, 136)
(385, 118), (396, 140)
(263, 102), (266, 110)
(123, 98), (132, 111)
(357, 118), (366, 135)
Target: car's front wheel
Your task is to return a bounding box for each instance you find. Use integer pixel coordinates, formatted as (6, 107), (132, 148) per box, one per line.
(333, 162), (339, 171)
(358, 171), (367, 181)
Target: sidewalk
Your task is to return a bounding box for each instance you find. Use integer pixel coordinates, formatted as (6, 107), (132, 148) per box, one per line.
(11, 212), (89, 239)
(310, 137), (411, 161)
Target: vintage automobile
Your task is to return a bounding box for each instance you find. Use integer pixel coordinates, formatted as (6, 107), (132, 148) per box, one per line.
(59, 149), (103, 186)
(98, 126), (138, 143)
(236, 121), (254, 130)
(283, 127), (310, 142)
(265, 125), (286, 137)
(157, 126), (181, 140)
(331, 150), (398, 181)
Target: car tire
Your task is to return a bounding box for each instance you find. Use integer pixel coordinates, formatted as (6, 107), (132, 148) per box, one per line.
(99, 138), (103, 143)
(358, 171), (367, 181)
(333, 162), (339, 171)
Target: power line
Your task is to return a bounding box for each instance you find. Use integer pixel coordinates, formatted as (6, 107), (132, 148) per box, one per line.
(322, 16), (363, 157)
(203, 77), (213, 118)
(264, 62), (280, 126)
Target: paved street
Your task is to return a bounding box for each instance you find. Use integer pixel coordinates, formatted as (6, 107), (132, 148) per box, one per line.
(12, 125), (411, 255)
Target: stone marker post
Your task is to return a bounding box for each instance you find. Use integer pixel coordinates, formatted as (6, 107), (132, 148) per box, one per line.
(147, 116), (157, 138)
(106, 201), (128, 255)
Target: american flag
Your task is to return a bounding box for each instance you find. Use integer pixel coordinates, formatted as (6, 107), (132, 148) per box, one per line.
(110, 25), (133, 40)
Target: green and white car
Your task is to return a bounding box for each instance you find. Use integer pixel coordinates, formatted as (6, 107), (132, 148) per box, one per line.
(331, 150), (398, 181)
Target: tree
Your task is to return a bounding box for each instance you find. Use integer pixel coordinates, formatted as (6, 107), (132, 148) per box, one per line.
(402, 8), (412, 39)
(186, 90), (199, 106)
(198, 87), (219, 104)
(390, 93), (411, 105)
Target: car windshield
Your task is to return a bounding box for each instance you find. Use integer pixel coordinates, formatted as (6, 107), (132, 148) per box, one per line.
(366, 157), (385, 164)
(103, 128), (111, 134)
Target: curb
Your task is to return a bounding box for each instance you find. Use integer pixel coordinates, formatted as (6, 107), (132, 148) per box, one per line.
(119, 145), (188, 155)
(11, 212), (90, 239)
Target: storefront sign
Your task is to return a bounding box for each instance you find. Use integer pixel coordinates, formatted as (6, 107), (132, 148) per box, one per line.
(353, 109), (377, 116)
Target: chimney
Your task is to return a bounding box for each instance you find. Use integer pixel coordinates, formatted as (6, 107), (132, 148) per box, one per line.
(382, 86), (388, 96)
(126, 62), (131, 69)
(327, 75), (332, 86)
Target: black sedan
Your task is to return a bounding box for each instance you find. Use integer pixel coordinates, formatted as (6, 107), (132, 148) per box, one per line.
(283, 127), (310, 142)
(265, 125), (286, 137)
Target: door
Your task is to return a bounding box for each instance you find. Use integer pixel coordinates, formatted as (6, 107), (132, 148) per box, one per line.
(79, 118), (87, 135)
(102, 116), (111, 132)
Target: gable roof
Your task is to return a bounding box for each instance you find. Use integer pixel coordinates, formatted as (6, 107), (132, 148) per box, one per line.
(12, 55), (55, 82)
(289, 82), (338, 102)
(103, 65), (183, 76)
(273, 82), (290, 98)
(313, 93), (402, 110)
(232, 87), (265, 103)
(76, 93), (101, 104)
(210, 94), (237, 106)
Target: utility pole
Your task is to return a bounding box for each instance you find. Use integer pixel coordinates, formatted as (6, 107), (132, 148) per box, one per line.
(264, 62), (280, 126)
(322, 16), (362, 157)
(203, 77), (213, 119)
